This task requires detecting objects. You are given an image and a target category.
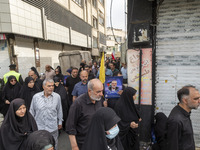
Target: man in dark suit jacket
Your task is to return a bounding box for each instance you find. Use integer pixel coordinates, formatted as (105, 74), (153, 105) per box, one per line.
(109, 80), (119, 92)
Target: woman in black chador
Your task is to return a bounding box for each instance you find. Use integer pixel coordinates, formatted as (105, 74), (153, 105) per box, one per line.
(54, 76), (69, 129)
(20, 77), (40, 111)
(0, 98), (38, 150)
(55, 66), (64, 83)
(25, 130), (55, 150)
(82, 107), (124, 150)
(1, 75), (21, 116)
(114, 87), (141, 150)
(152, 112), (167, 150)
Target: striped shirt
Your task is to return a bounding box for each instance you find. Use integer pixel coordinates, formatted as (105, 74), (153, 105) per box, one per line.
(30, 91), (63, 132)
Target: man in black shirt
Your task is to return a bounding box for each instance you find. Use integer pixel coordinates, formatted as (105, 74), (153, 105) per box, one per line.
(66, 79), (103, 149)
(65, 68), (80, 106)
(166, 85), (200, 150)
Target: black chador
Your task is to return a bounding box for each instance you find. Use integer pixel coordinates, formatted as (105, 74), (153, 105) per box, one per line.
(114, 87), (141, 150)
(0, 98), (38, 150)
(1, 75), (21, 116)
(20, 77), (40, 111)
(82, 107), (124, 150)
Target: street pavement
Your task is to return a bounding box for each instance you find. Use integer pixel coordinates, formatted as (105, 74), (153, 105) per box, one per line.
(58, 130), (71, 150)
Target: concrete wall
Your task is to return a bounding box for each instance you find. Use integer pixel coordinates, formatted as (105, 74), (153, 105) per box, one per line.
(0, 40), (10, 78)
(14, 37), (35, 79)
(46, 20), (70, 44)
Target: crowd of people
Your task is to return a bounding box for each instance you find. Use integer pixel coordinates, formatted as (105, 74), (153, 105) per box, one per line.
(0, 57), (199, 150)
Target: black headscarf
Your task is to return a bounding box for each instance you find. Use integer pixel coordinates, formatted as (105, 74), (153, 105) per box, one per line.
(31, 67), (40, 78)
(114, 87), (140, 150)
(24, 130), (55, 150)
(55, 68), (64, 82)
(0, 98), (38, 150)
(20, 77), (40, 111)
(114, 87), (140, 122)
(82, 107), (124, 150)
(154, 112), (167, 148)
(1, 76), (21, 116)
(54, 76), (69, 128)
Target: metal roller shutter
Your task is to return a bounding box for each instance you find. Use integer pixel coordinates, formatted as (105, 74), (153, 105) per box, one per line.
(155, 0), (200, 146)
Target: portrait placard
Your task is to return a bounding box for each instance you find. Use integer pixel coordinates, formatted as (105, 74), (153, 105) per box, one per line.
(104, 76), (123, 99)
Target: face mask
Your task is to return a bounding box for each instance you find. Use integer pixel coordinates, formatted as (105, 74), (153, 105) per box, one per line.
(106, 125), (119, 139)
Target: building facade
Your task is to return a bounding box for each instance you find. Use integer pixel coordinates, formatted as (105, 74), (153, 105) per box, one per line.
(0, 0), (106, 78)
(127, 0), (200, 146)
(106, 27), (126, 57)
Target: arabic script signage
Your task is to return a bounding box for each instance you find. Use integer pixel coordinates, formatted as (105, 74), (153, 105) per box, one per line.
(127, 49), (152, 105)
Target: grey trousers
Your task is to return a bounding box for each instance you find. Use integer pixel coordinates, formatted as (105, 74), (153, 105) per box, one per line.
(51, 129), (58, 150)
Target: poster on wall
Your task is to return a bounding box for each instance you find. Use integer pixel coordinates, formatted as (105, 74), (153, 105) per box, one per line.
(127, 49), (152, 105)
(104, 76), (123, 99)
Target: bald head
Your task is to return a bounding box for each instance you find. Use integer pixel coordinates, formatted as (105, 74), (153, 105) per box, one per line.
(80, 70), (88, 84)
(88, 79), (103, 101)
(88, 79), (102, 91)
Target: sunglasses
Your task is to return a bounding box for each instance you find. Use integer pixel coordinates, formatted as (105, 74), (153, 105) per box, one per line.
(10, 79), (16, 82)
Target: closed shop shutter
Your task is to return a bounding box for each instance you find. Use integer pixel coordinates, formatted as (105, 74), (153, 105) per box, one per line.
(156, 0), (200, 146)
(14, 37), (35, 79)
(39, 41), (62, 73)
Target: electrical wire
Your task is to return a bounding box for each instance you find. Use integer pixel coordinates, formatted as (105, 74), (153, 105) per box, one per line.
(110, 0), (120, 45)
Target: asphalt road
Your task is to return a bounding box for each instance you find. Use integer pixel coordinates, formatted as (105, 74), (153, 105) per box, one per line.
(58, 130), (71, 150)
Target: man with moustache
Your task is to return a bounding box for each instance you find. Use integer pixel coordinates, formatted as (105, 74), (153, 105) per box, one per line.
(66, 79), (103, 150)
(166, 85), (200, 150)
(28, 69), (43, 91)
(72, 70), (88, 102)
(29, 79), (63, 150)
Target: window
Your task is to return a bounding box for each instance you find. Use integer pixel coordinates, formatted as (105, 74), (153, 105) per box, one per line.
(99, 10), (104, 26)
(73, 0), (82, 6)
(116, 36), (122, 43)
(93, 36), (98, 48)
(107, 35), (113, 40)
(93, 17), (98, 29)
(92, 0), (97, 8)
(99, 0), (104, 5)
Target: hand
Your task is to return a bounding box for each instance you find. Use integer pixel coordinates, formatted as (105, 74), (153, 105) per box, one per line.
(72, 146), (79, 150)
(5, 100), (10, 104)
(139, 118), (142, 122)
(130, 121), (138, 129)
(58, 125), (62, 130)
(103, 99), (108, 107)
(118, 90), (123, 95)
